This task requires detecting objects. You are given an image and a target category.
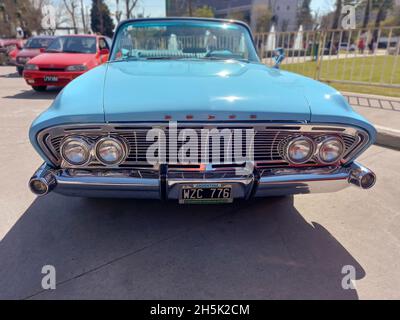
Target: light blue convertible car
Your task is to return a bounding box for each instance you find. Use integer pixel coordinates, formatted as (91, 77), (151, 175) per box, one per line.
(29, 18), (376, 204)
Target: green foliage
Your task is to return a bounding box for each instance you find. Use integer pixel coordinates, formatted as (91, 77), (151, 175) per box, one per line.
(0, 0), (42, 37)
(281, 56), (400, 97)
(254, 5), (272, 33)
(193, 6), (214, 18)
(90, 0), (115, 37)
(297, 0), (313, 29)
(382, 5), (400, 29)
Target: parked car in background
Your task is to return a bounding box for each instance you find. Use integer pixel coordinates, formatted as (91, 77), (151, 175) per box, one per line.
(23, 35), (111, 91)
(0, 39), (24, 65)
(339, 42), (356, 52)
(28, 18), (377, 203)
(15, 36), (55, 75)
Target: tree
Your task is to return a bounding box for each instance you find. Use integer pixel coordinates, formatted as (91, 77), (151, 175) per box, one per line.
(297, 0), (313, 30)
(253, 4), (272, 33)
(227, 11), (247, 24)
(115, 0), (123, 23)
(124, 0), (139, 19)
(331, 0), (343, 29)
(188, 0), (193, 16)
(382, 4), (400, 27)
(80, 0), (88, 33)
(193, 6), (214, 18)
(63, 0), (78, 34)
(0, 0), (44, 37)
(362, 0), (371, 28)
(91, 0), (115, 37)
(374, 0), (393, 28)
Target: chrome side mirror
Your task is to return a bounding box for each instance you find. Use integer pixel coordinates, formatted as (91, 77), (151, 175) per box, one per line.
(273, 48), (285, 69)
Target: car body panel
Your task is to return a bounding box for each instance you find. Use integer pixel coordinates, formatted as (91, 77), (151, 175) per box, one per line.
(103, 60), (311, 122)
(7, 48), (19, 65)
(29, 65), (107, 163)
(15, 36), (55, 68)
(30, 61), (376, 164)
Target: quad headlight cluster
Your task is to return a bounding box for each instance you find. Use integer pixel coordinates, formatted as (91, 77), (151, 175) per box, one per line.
(60, 136), (127, 167)
(285, 135), (345, 165)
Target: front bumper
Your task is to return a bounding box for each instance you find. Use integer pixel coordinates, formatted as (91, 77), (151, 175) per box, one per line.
(23, 70), (85, 87)
(29, 162), (376, 199)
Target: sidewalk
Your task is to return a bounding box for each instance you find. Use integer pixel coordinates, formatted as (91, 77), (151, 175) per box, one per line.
(343, 92), (400, 150)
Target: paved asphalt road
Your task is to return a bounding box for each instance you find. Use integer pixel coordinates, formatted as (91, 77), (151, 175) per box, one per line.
(0, 66), (399, 300)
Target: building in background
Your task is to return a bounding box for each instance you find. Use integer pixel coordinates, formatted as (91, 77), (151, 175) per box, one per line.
(166, 0), (304, 31)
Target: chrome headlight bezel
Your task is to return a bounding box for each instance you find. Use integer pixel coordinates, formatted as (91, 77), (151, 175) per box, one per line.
(285, 136), (316, 165)
(65, 64), (87, 72)
(317, 136), (345, 165)
(94, 137), (127, 166)
(60, 136), (92, 166)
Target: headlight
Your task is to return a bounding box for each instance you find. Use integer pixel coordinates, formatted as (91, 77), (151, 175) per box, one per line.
(65, 64), (87, 71)
(95, 137), (126, 165)
(24, 64), (38, 70)
(286, 136), (315, 164)
(318, 137), (345, 164)
(60, 137), (91, 166)
(17, 57), (29, 64)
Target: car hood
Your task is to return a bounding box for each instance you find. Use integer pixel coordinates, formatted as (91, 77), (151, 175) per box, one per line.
(29, 52), (95, 67)
(17, 48), (41, 58)
(103, 60), (311, 122)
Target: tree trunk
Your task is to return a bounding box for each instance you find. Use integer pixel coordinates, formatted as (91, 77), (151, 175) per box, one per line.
(115, 0), (121, 23)
(331, 0), (342, 29)
(98, 0), (104, 34)
(375, 0), (388, 28)
(363, 0), (371, 29)
(188, 0), (193, 16)
(80, 0), (86, 33)
(125, 0), (130, 19)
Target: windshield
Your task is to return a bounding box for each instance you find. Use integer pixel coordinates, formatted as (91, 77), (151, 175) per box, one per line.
(46, 36), (97, 54)
(25, 37), (53, 49)
(110, 20), (259, 63)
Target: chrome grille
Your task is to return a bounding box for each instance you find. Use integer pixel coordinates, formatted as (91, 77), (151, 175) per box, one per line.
(39, 123), (366, 169)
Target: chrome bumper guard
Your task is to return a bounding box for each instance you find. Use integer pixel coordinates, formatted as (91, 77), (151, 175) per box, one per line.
(29, 162), (376, 199)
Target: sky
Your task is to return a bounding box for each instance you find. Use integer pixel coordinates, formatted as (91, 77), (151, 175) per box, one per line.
(310, 0), (335, 15)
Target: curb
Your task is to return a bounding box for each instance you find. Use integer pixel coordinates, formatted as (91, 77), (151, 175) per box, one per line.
(375, 125), (400, 151)
(341, 92), (400, 151)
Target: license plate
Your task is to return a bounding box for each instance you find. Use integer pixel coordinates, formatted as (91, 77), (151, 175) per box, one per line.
(44, 75), (58, 82)
(179, 184), (233, 204)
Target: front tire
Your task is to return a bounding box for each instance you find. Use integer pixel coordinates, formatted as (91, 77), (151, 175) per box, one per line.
(32, 86), (47, 92)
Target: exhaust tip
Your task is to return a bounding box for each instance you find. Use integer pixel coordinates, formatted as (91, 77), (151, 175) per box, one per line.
(29, 178), (51, 196)
(359, 172), (376, 189)
(349, 164), (376, 190)
(29, 164), (56, 196)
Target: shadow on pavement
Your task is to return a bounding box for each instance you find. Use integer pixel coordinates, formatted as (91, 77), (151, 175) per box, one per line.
(3, 87), (60, 100)
(0, 194), (365, 299)
(0, 71), (20, 78)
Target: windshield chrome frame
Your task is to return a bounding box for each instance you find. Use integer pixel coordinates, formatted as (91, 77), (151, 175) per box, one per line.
(109, 17), (261, 64)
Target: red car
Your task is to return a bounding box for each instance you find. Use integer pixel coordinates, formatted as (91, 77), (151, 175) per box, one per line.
(0, 39), (25, 65)
(15, 36), (55, 75)
(24, 35), (111, 92)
